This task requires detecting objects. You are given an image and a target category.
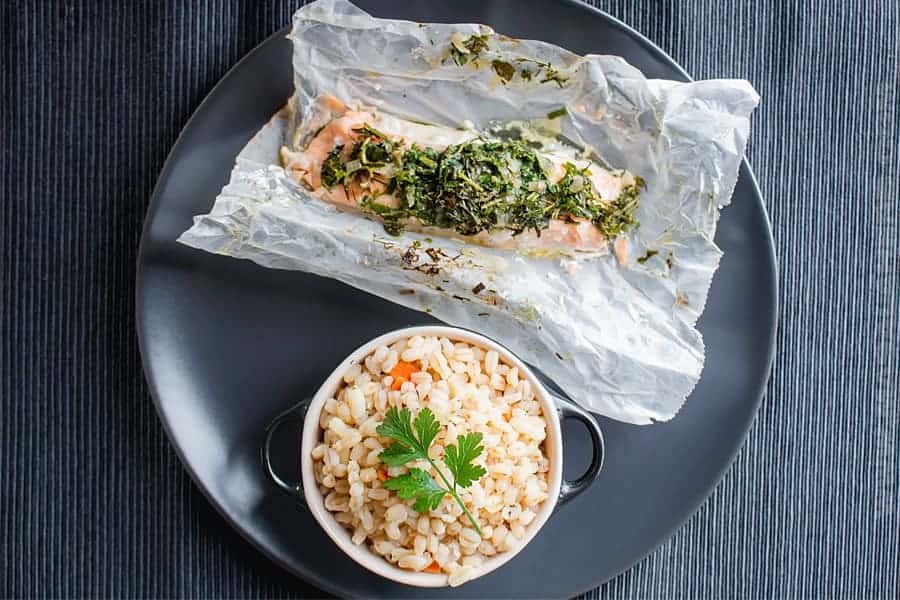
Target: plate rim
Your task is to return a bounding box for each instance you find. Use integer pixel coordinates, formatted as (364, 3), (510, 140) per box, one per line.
(136, 1), (779, 596)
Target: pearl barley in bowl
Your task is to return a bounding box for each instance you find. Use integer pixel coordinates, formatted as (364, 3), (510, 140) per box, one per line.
(313, 332), (551, 585)
(265, 326), (604, 588)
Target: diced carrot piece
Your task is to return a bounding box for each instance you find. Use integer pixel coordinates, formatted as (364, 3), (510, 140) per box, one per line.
(390, 360), (418, 382)
(424, 560), (441, 574)
(390, 376), (407, 391)
(377, 468), (388, 481)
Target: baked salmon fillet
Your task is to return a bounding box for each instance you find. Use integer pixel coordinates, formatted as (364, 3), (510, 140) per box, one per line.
(280, 96), (642, 257)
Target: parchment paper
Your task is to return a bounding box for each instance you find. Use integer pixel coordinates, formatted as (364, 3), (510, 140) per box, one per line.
(179, 0), (759, 424)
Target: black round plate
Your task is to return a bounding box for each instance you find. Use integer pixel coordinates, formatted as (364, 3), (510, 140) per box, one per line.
(137, 1), (777, 597)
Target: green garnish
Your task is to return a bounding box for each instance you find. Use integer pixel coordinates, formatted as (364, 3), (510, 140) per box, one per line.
(637, 249), (659, 264)
(356, 122), (392, 141)
(449, 33), (490, 66)
(320, 145), (348, 189)
(377, 407), (487, 535)
(594, 176), (643, 239)
(321, 126), (642, 240)
(320, 125), (396, 193)
(546, 107), (568, 120)
(515, 58), (570, 87)
(359, 197), (407, 236)
(491, 59), (516, 82)
(383, 468), (448, 512)
(540, 65), (569, 87)
(446, 33), (569, 87)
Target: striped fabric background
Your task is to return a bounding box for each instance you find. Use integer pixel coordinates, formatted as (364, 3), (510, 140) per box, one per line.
(2, 0), (898, 598)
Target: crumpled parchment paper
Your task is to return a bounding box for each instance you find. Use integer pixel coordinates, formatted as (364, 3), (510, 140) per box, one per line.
(179, 0), (759, 424)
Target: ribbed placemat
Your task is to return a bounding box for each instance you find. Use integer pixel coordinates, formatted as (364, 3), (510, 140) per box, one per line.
(2, 1), (898, 597)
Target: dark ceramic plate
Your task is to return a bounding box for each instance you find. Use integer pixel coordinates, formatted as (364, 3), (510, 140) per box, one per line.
(137, 1), (777, 597)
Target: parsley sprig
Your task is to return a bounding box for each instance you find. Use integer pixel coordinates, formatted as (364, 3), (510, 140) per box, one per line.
(377, 406), (487, 536)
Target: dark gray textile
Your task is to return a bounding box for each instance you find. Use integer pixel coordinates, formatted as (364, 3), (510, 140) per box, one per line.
(2, 1), (898, 598)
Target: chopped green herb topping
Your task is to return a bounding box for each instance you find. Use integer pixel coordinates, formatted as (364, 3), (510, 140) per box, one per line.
(320, 145), (347, 189)
(446, 33), (570, 87)
(359, 197), (407, 236)
(491, 59), (516, 82)
(320, 124), (396, 192)
(322, 126), (642, 240)
(515, 58), (570, 87)
(540, 65), (569, 87)
(449, 33), (490, 66)
(546, 107), (568, 120)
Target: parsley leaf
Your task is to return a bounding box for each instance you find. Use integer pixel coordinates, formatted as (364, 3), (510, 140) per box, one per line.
(413, 408), (441, 451)
(376, 407), (441, 466)
(444, 432), (487, 489)
(379, 443), (424, 467)
(384, 468), (447, 512)
(376, 407), (425, 454)
(377, 407), (487, 536)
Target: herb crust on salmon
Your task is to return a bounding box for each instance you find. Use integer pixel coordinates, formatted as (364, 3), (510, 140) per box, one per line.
(281, 96), (643, 254)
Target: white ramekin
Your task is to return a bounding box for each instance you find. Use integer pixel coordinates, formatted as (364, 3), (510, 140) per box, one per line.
(264, 325), (603, 587)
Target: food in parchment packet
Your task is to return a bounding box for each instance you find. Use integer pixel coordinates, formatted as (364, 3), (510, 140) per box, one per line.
(178, 0), (760, 424)
(280, 94), (643, 258)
